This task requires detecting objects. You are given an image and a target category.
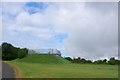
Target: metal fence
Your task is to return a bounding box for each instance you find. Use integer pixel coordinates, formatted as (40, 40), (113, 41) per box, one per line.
(28, 49), (61, 56)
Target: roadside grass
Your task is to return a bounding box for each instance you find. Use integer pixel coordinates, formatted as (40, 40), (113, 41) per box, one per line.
(8, 54), (118, 78)
(9, 61), (118, 78)
(4, 61), (22, 78)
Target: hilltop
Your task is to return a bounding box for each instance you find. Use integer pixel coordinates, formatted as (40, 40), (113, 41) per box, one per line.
(14, 54), (71, 64)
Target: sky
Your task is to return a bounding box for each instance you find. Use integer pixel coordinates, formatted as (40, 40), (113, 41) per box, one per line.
(1, 2), (118, 60)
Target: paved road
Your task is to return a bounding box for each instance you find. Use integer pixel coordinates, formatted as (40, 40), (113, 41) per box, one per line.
(2, 62), (15, 78)
(0, 61), (2, 79)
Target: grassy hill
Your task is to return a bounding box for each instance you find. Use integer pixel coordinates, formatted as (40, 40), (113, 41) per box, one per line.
(14, 54), (71, 64)
(9, 54), (118, 78)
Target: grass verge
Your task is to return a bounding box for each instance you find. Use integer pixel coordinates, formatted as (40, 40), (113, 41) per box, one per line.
(8, 61), (118, 78)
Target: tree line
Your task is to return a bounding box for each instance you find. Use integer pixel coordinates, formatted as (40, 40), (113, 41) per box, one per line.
(1, 42), (28, 60)
(1, 42), (120, 65)
(64, 57), (120, 65)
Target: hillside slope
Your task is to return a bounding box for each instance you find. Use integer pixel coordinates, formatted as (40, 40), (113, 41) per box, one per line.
(15, 54), (71, 64)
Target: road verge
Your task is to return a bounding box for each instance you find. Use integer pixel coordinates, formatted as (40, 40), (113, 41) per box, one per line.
(3, 61), (22, 78)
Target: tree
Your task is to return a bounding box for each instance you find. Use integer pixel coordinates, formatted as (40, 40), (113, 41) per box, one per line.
(78, 57), (81, 60)
(86, 60), (92, 63)
(2, 42), (18, 60)
(18, 48), (28, 59)
(94, 60), (103, 64)
(2, 42), (28, 60)
(108, 57), (116, 65)
(115, 60), (120, 65)
(0, 46), (2, 58)
(103, 59), (107, 64)
(80, 58), (87, 64)
(72, 57), (80, 63)
(64, 57), (73, 61)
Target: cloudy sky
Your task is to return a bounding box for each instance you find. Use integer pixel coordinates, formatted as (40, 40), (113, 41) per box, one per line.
(1, 2), (118, 60)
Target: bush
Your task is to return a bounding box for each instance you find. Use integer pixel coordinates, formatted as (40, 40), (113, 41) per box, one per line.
(2, 42), (28, 60)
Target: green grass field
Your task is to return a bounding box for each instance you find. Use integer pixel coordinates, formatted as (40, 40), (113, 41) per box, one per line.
(13, 54), (71, 64)
(8, 54), (118, 78)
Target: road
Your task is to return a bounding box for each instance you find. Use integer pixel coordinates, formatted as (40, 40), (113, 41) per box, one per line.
(0, 61), (2, 79)
(2, 62), (15, 78)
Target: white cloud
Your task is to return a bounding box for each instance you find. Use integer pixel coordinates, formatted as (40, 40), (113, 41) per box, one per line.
(2, 3), (25, 16)
(2, 2), (118, 60)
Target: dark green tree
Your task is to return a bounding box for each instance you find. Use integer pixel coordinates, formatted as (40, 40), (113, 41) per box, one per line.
(80, 58), (86, 64)
(94, 60), (103, 64)
(86, 60), (92, 63)
(64, 57), (73, 61)
(2, 42), (28, 60)
(103, 59), (107, 64)
(108, 57), (116, 65)
(2, 42), (18, 60)
(18, 48), (28, 59)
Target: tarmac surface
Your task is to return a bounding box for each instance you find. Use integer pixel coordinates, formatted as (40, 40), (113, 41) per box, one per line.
(2, 62), (15, 78)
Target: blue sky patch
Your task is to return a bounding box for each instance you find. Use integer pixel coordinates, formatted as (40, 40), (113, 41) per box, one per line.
(54, 33), (68, 43)
(48, 33), (68, 46)
(25, 2), (48, 14)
